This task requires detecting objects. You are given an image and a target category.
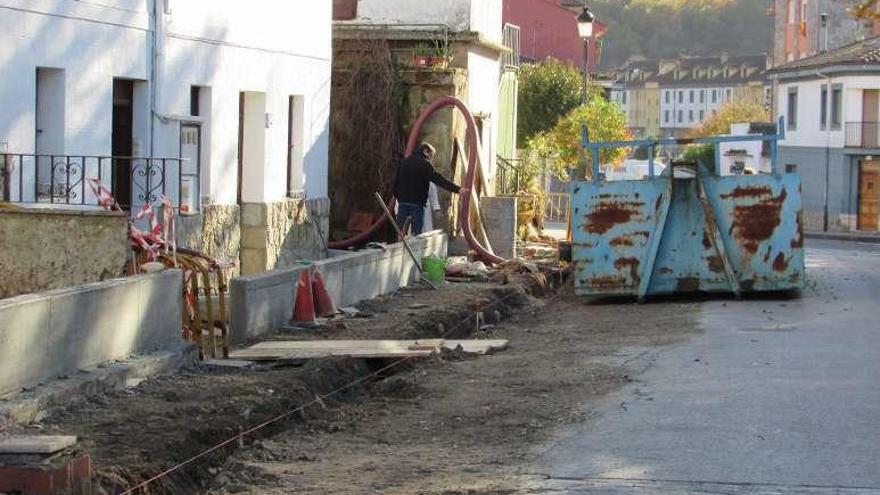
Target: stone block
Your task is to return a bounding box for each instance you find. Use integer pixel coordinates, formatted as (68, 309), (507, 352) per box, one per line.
(0, 295), (51, 397)
(240, 202), (266, 228)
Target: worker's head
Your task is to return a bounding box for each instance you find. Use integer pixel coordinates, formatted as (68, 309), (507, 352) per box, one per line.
(417, 142), (436, 161)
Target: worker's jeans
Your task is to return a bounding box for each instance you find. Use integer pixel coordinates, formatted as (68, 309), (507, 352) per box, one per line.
(396, 202), (424, 235)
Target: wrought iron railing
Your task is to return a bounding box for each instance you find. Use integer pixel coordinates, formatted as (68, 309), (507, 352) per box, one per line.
(495, 155), (522, 196)
(1, 153), (184, 211)
(845, 122), (880, 148)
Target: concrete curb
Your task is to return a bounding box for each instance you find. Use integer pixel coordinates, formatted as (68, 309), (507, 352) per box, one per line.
(806, 231), (880, 244)
(0, 343), (198, 427)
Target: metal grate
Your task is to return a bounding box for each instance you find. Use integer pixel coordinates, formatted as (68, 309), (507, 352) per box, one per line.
(502, 24), (521, 69)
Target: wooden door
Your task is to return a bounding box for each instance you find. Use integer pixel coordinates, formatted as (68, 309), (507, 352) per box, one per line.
(863, 90), (879, 148)
(859, 160), (880, 231)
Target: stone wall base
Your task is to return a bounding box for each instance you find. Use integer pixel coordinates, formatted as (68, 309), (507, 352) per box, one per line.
(241, 197), (330, 275)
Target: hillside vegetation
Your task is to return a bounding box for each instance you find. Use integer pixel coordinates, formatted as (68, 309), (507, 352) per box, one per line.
(591, 0), (773, 67)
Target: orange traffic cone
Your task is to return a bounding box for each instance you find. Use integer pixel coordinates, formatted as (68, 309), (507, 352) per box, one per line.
(311, 270), (337, 317)
(292, 268), (317, 324)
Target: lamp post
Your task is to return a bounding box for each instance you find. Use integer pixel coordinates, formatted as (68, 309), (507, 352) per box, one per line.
(578, 6), (595, 103)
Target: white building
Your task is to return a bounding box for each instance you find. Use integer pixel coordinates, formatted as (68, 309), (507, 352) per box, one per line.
(770, 36), (880, 233)
(0, 0), (333, 274)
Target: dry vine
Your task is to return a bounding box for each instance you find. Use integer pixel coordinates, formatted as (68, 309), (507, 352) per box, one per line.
(329, 39), (407, 239)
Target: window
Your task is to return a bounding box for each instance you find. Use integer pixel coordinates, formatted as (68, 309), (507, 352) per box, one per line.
(831, 84), (843, 129)
(678, 91), (684, 103)
(665, 110), (670, 123)
(190, 86), (201, 116)
(622, 91), (627, 104)
(179, 124), (201, 213)
(689, 90), (695, 103)
(726, 88), (732, 100)
(699, 110), (705, 121)
(785, 164), (798, 173)
(712, 89), (717, 103)
(820, 85), (828, 129)
(689, 110), (694, 122)
(700, 90), (705, 103)
(665, 91), (670, 104)
(678, 110), (683, 123)
(287, 95), (306, 196)
(787, 87), (798, 130)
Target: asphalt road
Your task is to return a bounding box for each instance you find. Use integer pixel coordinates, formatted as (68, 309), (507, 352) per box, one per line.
(529, 240), (880, 494)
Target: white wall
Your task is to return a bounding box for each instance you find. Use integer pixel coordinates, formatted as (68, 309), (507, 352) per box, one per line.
(775, 76), (867, 149)
(467, 45), (502, 180)
(0, 0), (332, 206)
(348, 0), (502, 42)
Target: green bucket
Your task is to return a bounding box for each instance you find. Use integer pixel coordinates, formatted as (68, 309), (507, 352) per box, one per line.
(421, 256), (447, 284)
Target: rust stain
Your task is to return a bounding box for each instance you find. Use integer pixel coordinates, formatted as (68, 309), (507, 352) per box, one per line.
(583, 201), (645, 235)
(763, 245), (772, 263)
(732, 189), (787, 254)
(773, 252), (789, 272)
(676, 277), (701, 292)
(586, 276), (628, 289)
(707, 255), (725, 273)
(610, 236), (634, 247)
(614, 257), (641, 284)
(791, 212), (804, 248)
(721, 185), (773, 199)
(702, 231), (713, 249)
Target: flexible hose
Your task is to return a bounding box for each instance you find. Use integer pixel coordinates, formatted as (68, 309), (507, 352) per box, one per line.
(328, 96), (506, 265)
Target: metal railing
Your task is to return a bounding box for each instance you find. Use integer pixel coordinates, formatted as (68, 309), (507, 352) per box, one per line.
(545, 192), (571, 223)
(495, 155), (522, 196)
(845, 122), (880, 148)
(1, 153), (184, 211)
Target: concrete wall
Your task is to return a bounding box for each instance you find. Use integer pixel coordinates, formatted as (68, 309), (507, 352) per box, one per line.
(480, 196), (517, 259)
(0, 0), (331, 210)
(0, 271), (184, 397)
(0, 207), (129, 299)
(778, 146), (859, 231)
(229, 231), (447, 344)
(345, 0), (501, 39)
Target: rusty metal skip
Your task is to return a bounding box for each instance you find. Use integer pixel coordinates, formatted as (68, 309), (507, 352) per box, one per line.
(570, 117), (805, 301)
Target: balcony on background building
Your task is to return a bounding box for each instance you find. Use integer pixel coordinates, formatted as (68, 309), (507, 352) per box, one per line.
(845, 122), (880, 148)
(1, 153), (188, 214)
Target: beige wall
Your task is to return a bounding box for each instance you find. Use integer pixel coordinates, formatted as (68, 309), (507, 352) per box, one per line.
(0, 208), (129, 299)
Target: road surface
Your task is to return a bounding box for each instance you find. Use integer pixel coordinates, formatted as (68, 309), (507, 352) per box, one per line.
(530, 239), (880, 494)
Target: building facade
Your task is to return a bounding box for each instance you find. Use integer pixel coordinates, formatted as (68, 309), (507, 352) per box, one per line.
(0, 0), (333, 275)
(772, 0), (880, 66)
(770, 36), (880, 232)
(610, 55), (769, 138)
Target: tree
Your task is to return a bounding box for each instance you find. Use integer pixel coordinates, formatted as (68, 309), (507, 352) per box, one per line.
(524, 96), (630, 181)
(687, 100), (770, 138)
(517, 59), (584, 147)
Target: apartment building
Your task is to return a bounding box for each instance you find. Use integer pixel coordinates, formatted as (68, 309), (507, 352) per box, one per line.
(610, 55), (769, 138)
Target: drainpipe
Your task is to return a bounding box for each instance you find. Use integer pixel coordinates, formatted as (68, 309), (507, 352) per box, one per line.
(817, 69), (832, 231)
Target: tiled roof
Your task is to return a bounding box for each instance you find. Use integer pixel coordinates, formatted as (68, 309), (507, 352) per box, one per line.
(615, 55), (768, 88)
(769, 36), (880, 73)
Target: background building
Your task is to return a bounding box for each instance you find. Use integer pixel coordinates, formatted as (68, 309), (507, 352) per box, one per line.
(770, 36), (880, 232)
(610, 55), (769, 138)
(772, 0), (880, 66)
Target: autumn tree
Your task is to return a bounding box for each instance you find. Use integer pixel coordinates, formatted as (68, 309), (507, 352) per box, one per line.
(687, 100), (771, 138)
(517, 58), (586, 146)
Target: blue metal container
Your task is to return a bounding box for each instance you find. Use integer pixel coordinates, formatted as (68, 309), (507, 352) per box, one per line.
(571, 118), (805, 300)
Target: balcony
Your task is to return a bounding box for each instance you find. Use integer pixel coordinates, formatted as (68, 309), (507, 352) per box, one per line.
(845, 122), (880, 148)
(1, 154), (188, 214)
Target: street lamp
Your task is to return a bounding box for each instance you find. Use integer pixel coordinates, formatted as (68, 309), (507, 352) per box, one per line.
(577, 6), (595, 103)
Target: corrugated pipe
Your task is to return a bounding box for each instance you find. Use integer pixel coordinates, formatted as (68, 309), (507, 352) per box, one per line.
(328, 96), (506, 265)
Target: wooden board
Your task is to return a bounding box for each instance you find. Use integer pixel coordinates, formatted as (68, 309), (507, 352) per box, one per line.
(0, 435), (77, 454)
(229, 339), (508, 362)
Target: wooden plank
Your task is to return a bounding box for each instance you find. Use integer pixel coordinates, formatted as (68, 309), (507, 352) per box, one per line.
(0, 435), (77, 454)
(228, 339), (508, 361)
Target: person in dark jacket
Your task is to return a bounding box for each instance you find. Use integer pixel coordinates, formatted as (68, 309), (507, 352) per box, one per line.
(393, 142), (465, 235)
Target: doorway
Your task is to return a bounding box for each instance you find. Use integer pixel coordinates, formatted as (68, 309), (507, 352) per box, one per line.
(858, 160), (880, 231)
(112, 79), (134, 209)
(35, 68), (65, 201)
